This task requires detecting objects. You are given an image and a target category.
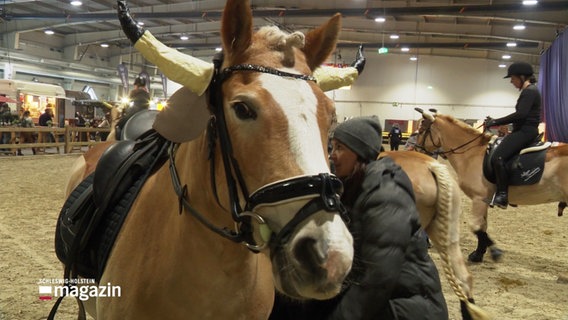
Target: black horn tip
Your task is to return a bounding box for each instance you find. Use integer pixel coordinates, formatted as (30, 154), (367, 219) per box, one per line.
(414, 107), (424, 113)
(117, 0), (145, 44)
(351, 44), (366, 75)
(428, 108), (438, 113)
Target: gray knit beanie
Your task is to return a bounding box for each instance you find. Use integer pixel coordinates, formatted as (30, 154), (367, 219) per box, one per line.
(332, 116), (383, 162)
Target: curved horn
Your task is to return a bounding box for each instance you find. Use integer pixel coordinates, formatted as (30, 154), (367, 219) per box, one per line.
(429, 108), (438, 114)
(116, 1), (214, 96)
(423, 110), (435, 122)
(414, 107), (424, 114)
(117, 0), (361, 94)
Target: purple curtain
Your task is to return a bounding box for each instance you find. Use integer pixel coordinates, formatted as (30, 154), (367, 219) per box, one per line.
(539, 27), (568, 142)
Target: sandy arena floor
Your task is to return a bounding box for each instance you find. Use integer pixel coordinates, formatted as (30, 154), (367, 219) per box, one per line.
(0, 154), (567, 319)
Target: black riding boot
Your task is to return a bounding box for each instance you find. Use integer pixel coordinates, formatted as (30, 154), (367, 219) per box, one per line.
(492, 158), (508, 209)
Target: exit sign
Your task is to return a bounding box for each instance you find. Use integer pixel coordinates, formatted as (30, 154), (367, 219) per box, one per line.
(378, 47), (388, 54)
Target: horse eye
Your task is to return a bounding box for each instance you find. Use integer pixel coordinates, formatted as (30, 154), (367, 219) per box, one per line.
(232, 102), (257, 120)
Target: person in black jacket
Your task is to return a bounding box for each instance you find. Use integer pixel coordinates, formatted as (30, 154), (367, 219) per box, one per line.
(484, 61), (541, 209)
(269, 116), (448, 320)
(387, 123), (403, 151)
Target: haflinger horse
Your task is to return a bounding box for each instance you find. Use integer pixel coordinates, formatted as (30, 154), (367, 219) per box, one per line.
(381, 151), (490, 320)
(415, 108), (568, 263)
(57, 1), (357, 319)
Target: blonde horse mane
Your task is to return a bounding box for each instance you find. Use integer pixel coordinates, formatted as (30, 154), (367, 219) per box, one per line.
(436, 114), (493, 144)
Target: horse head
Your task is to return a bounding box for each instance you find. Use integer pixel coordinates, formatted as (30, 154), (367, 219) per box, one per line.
(215, 1), (353, 300)
(414, 108), (443, 154)
(118, 0), (353, 301)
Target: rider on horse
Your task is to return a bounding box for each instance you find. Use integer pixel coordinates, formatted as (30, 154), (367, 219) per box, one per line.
(484, 62), (541, 209)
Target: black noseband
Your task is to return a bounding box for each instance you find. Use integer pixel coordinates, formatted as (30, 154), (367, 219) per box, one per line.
(245, 173), (347, 253)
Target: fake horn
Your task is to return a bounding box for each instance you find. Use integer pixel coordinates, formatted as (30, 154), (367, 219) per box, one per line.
(415, 107), (435, 122)
(423, 110), (435, 122)
(117, 1), (214, 96)
(117, 1), (360, 93)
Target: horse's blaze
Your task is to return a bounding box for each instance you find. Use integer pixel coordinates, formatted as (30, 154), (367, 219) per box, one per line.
(248, 71), (353, 299)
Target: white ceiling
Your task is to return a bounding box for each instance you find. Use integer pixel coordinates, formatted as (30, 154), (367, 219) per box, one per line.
(0, 0), (566, 73)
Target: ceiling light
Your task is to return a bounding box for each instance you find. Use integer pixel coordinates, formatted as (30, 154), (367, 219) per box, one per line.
(180, 35), (189, 40)
(506, 42), (517, 47)
(100, 43), (109, 48)
(498, 64), (507, 68)
(44, 30), (54, 35)
(390, 34), (399, 39)
(410, 56), (418, 61)
(522, 0), (538, 5)
(137, 21), (144, 26)
(401, 47), (410, 52)
(70, 0), (82, 6)
(513, 24), (526, 30)
(374, 17), (386, 23)
(502, 54), (511, 59)
(215, 47), (223, 52)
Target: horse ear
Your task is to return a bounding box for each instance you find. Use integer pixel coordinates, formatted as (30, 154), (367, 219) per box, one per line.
(221, 0), (253, 62)
(303, 14), (342, 71)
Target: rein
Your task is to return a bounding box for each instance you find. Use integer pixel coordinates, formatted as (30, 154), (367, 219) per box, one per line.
(169, 57), (345, 252)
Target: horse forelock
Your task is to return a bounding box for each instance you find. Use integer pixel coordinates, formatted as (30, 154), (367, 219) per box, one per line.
(243, 26), (311, 70)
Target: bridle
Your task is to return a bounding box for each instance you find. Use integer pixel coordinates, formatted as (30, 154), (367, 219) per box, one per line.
(169, 54), (346, 253)
(415, 118), (485, 157)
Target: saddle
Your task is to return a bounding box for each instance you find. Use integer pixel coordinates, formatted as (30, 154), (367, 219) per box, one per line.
(50, 110), (171, 320)
(55, 130), (170, 279)
(483, 134), (551, 186)
(115, 109), (159, 141)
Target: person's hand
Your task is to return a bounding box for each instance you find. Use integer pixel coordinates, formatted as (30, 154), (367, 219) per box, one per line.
(117, 1), (145, 44)
(484, 117), (497, 129)
(350, 45), (366, 75)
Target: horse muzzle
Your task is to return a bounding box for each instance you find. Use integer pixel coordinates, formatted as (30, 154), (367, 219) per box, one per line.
(242, 173), (354, 299)
(242, 173), (346, 249)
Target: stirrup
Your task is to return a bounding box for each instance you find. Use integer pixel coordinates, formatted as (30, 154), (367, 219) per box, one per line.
(490, 192), (508, 209)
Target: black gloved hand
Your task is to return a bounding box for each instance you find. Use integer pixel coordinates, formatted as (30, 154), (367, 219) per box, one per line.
(484, 117), (497, 128)
(350, 45), (366, 75)
(117, 1), (145, 44)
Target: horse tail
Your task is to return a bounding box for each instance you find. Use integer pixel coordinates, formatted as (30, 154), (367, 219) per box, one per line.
(429, 161), (492, 320)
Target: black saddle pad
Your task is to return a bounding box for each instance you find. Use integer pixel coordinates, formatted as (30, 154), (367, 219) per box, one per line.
(483, 138), (547, 186)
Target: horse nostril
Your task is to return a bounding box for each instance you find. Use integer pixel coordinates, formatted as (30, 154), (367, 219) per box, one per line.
(293, 237), (328, 268)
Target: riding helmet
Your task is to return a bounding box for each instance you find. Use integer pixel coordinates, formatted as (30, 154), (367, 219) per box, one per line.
(134, 76), (146, 87)
(504, 62), (534, 78)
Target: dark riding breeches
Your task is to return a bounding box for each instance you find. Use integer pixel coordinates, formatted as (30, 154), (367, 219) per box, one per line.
(491, 126), (539, 166)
